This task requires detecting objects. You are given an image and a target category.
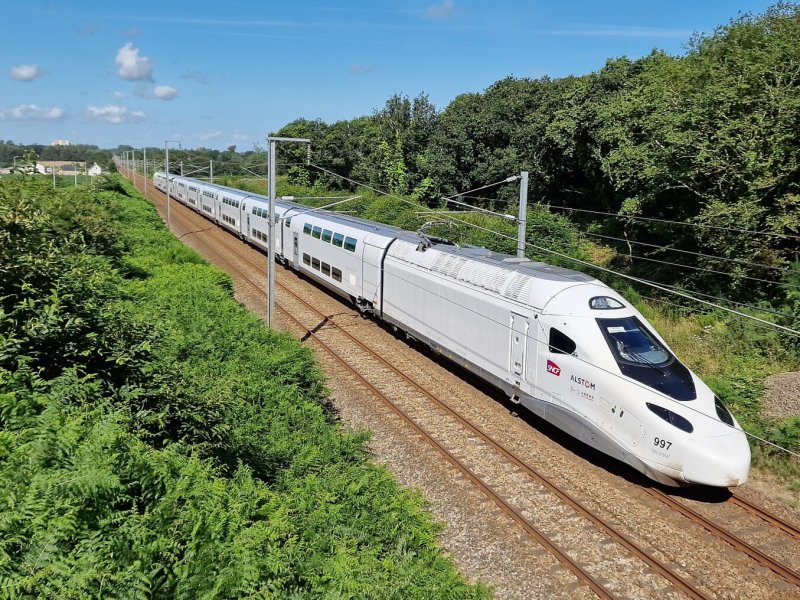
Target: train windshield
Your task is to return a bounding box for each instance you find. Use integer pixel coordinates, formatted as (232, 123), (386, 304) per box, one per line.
(599, 317), (670, 366)
(597, 316), (696, 400)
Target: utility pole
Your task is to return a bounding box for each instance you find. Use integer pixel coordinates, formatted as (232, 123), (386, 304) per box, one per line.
(517, 171), (529, 258)
(210, 160), (213, 183)
(143, 148), (147, 195)
(266, 136), (310, 327)
(180, 160), (184, 176)
(164, 140), (180, 231)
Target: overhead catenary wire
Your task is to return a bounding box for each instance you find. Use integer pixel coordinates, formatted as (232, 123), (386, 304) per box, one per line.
(583, 231), (789, 273)
(371, 254), (800, 459)
(657, 285), (798, 321)
(545, 203), (800, 242)
(306, 161), (800, 337)
(586, 245), (800, 291)
(170, 168), (800, 461)
(448, 196), (793, 274)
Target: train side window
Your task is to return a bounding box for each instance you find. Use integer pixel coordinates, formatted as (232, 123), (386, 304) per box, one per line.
(549, 328), (576, 355)
(303, 223), (312, 235)
(303, 253), (311, 266)
(285, 217), (291, 227)
(332, 267), (342, 282)
(312, 257), (320, 270)
(344, 236), (357, 252)
(321, 262), (331, 276)
(332, 232), (344, 247)
(312, 226), (322, 239)
(322, 229), (332, 243)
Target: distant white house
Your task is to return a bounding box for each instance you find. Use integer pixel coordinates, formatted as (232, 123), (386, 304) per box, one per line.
(88, 163), (102, 176)
(35, 161), (90, 175)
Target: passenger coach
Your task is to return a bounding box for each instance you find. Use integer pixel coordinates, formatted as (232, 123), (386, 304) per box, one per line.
(152, 171), (752, 488)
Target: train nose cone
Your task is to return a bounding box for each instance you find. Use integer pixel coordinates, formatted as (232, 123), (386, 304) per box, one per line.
(682, 430), (751, 487)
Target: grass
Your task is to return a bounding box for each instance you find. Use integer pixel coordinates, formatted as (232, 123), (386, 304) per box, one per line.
(635, 296), (800, 491)
(0, 174), (491, 598)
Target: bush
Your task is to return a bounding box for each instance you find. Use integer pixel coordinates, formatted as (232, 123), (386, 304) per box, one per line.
(0, 175), (488, 598)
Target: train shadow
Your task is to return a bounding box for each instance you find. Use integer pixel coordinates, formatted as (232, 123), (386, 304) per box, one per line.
(214, 236), (735, 504)
(377, 321), (735, 504)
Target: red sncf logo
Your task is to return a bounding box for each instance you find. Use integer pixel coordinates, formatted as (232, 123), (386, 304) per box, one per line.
(546, 360), (561, 376)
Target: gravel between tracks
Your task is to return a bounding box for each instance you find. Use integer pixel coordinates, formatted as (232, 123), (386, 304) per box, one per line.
(134, 176), (800, 599)
(761, 371), (800, 420)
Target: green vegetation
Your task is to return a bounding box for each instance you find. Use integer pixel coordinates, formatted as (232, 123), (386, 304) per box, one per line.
(0, 141), (113, 172)
(267, 3), (800, 489)
(632, 296), (800, 488)
(0, 175), (489, 597)
(275, 4), (800, 313)
(218, 172), (800, 488)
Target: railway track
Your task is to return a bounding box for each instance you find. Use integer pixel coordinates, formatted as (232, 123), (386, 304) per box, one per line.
(128, 173), (799, 599)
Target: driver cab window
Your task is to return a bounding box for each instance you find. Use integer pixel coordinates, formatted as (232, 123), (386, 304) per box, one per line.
(549, 328), (576, 355)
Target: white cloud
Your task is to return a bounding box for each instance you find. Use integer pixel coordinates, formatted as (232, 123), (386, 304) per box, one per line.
(426, 0), (455, 19)
(113, 91), (128, 99)
(196, 130), (221, 140)
(78, 23), (100, 36)
(350, 64), (379, 75)
(153, 85), (179, 100)
(180, 70), (209, 84)
(115, 42), (154, 81)
(10, 64), (46, 81)
(0, 104), (63, 120)
(86, 104), (145, 124)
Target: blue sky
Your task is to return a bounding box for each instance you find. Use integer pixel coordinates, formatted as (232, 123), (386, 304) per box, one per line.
(1, 1), (777, 151)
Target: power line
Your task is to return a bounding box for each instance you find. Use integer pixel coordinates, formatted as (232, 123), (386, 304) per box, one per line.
(591, 246), (800, 291)
(652, 284), (799, 321)
(377, 257), (800, 459)
(583, 231), (788, 272)
(306, 162), (800, 337)
(443, 176), (520, 202)
(545, 203), (800, 242)
(438, 195), (791, 275)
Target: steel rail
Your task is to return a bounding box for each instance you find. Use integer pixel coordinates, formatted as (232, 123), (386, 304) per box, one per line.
(133, 174), (797, 597)
(646, 488), (800, 587)
(139, 181), (615, 600)
(729, 494), (800, 541)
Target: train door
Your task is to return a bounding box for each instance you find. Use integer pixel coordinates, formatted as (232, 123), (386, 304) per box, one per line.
(509, 312), (529, 379)
(362, 238), (384, 307)
(292, 232), (299, 270)
(246, 213), (251, 238)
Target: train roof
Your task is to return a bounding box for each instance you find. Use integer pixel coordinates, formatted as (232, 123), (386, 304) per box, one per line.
(291, 207), (402, 237)
(388, 234), (599, 309)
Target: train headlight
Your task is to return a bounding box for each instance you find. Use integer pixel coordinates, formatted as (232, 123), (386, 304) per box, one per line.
(714, 396), (735, 427)
(646, 402), (694, 433)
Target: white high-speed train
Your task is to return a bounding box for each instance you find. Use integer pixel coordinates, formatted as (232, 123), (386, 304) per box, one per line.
(153, 171), (751, 487)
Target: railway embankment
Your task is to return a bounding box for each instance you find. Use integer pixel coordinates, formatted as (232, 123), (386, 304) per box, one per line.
(0, 175), (489, 598)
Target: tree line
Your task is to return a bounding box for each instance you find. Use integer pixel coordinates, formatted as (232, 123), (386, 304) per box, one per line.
(0, 141), (114, 171)
(0, 175), (488, 597)
(275, 3), (800, 313)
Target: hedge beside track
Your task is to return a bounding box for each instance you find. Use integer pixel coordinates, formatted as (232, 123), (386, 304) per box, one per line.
(0, 175), (489, 598)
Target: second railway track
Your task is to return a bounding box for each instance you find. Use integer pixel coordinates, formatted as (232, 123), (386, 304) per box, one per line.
(129, 173), (799, 599)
